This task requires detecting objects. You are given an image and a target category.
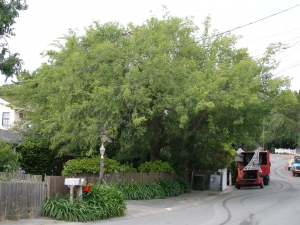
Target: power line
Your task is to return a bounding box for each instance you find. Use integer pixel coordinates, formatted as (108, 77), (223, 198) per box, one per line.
(273, 39), (300, 58)
(274, 61), (300, 75)
(277, 46), (300, 61)
(240, 27), (300, 44)
(248, 36), (300, 57)
(215, 4), (300, 37)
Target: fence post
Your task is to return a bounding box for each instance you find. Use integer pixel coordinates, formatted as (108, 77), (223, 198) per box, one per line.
(44, 175), (50, 199)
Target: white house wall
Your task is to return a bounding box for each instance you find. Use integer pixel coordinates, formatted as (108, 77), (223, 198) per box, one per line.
(0, 98), (19, 130)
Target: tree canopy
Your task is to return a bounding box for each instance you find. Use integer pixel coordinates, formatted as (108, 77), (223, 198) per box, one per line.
(264, 90), (300, 150)
(0, 0), (27, 78)
(4, 14), (294, 172)
(0, 140), (21, 172)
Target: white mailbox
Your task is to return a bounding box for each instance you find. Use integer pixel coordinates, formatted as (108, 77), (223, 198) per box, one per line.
(64, 178), (85, 186)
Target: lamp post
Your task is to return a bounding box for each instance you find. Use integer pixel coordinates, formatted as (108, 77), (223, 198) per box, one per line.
(99, 143), (105, 184)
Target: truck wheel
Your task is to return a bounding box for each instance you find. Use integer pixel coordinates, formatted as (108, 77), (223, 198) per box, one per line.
(260, 183), (264, 189)
(264, 180), (269, 185)
(264, 177), (269, 185)
(236, 184), (241, 189)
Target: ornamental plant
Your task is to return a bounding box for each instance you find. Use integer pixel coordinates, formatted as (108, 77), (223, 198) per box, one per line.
(138, 160), (174, 173)
(156, 179), (182, 197)
(116, 182), (165, 200)
(115, 178), (190, 200)
(175, 177), (191, 193)
(41, 184), (126, 222)
(61, 156), (136, 176)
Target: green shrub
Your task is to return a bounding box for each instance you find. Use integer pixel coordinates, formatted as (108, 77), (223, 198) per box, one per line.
(175, 177), (191, 193)
(145, 182), (165, 199)
(119, 163), (138, 173)
(114, 178), (188, 201)
(156, 179), (182, 197)
(62, 156), (136, 176)
(116, 182), (149, 200)
(0, 140), (21, 172)
(42, 184), (126, 222)
(116, 182), (165, 200)
(84, 184), (126, 219)
(138, 160), (174, 173)
(18, 137), (63, 175)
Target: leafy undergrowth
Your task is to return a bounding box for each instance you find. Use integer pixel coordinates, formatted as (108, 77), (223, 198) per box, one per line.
(41, 184), (126, 222)
(116, 178), (191, 200)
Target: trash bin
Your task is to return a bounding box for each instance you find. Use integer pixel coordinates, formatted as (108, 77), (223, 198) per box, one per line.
(193, 174), (205, 190)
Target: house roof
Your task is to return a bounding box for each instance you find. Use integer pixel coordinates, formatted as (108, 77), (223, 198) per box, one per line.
(0, 129), (23, 145)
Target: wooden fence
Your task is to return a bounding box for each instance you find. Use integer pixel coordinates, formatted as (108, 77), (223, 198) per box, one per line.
(0, 181), (46, 220)
(44, 175), (69, 198)
(0, 172), (42, 182)
(43, 172), (183, 198)
(78, 171), (182, 184)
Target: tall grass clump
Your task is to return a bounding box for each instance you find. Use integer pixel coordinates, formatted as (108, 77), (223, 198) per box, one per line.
(41, 184), (126, 222)
(175, 177), (191, 193)
(116, 178), (190, 200)
(116, 182), (165, 200)
(156, 179), (182, 197)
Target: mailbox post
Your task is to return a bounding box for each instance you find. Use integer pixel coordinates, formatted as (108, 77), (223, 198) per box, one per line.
(64, 178), (85, 203)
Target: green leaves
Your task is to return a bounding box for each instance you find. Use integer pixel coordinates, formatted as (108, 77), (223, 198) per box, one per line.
(61, 156), (135, 176)
(117, 182), (153, 200)
(42, 184), (126, 222)
(138, 160), (174, 173)
(0, 140), (21, 172)
(264, 90), (300, 149)
(18, 137), (62, 175)
(116, 178), (190, 200)
(0, 0), (27, 78)
(156, 179), (182, 197)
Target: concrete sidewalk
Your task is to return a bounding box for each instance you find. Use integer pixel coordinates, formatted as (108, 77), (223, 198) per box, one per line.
(0, 186), (235, 225)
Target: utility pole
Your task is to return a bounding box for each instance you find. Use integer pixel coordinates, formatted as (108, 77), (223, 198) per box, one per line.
(263, 118), (265, 150)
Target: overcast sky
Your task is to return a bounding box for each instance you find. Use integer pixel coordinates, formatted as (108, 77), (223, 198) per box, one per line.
(6, 0), (300, 90)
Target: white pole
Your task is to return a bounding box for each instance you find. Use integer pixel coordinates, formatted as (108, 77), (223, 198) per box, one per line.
(68, 185), (75, 204)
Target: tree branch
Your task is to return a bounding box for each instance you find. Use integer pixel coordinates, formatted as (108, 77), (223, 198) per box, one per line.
(191, 111), (208, 134)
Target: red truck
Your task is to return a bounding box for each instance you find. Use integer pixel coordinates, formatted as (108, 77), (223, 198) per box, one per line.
(235, 150), (271, 189)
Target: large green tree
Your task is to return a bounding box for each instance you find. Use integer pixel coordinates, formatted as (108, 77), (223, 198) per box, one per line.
(4, 14), (293, 172)
(264, 90), (300, 150)
(0, 0), (27, 78)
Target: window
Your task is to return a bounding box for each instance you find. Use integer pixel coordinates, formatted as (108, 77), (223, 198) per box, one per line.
(19, 112), (24, 119)
(2, 112), (10, 126)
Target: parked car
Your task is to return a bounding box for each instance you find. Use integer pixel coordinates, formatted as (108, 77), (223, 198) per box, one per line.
(292, 156), (300, 177)
(287, 154), (300, 170)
